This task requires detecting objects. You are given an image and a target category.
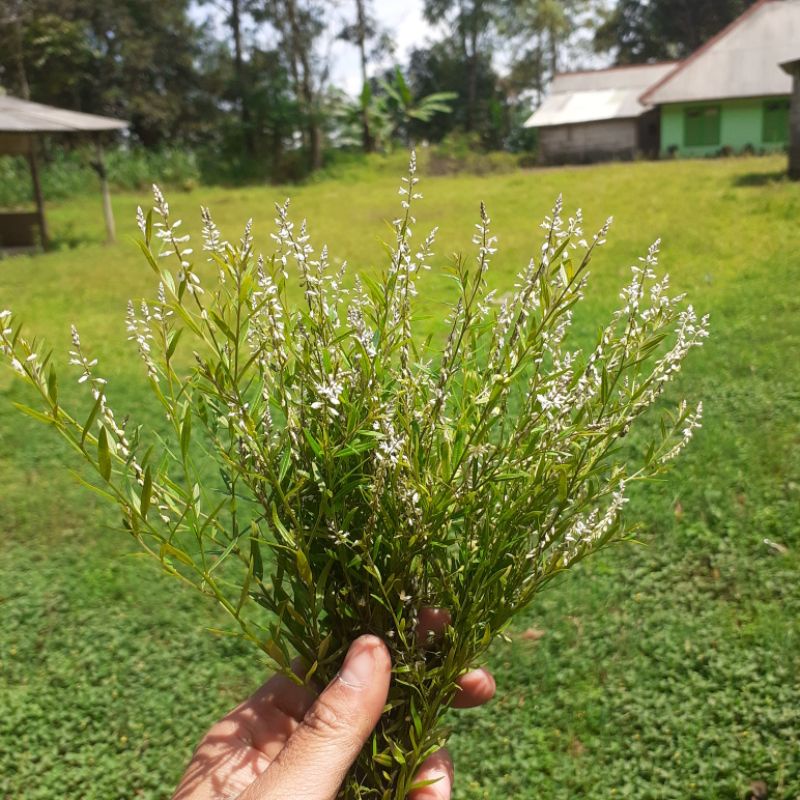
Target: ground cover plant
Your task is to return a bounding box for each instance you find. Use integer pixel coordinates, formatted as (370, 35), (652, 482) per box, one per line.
(1, 151), (709, 799)
(1, 154), (798, 799)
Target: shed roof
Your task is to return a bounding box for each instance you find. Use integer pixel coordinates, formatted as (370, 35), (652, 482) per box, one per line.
(524, 62), (677, 129)
(780, 56), (800, 74)
(0, 94), (128, 134)
(642, 0), (800, 105)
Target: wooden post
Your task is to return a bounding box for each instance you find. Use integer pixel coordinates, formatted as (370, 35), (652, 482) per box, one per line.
(91, 141), (116, 244)
(781, 60), (800, 180)
(27, 137), (50, 250)
(789, 69), (800, 181)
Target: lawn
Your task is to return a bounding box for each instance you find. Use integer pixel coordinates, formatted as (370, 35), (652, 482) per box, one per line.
(1, 154), (799, 800)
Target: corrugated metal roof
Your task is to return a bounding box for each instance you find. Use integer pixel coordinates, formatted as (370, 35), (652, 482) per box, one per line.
(0, 94), (128, 134)
(643, 0), (800, 105)
(524, 63), (677, 129)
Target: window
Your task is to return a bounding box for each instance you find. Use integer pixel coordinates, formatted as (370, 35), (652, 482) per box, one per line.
(763, 100), (790, 144)
(684, 105), (721, 147)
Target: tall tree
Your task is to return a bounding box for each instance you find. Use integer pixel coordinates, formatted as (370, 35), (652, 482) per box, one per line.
(595, 0), (760, 64)
(228, 0), (256, 157)
(422, 0), (500, 132)
(0, 0), (31, 99)
(0, 0), (212, 147)
(499, 0), (591, 103)
(338, 0), (392, 153)
(260, 0), (327, 170)
(406, 41), (508, 148)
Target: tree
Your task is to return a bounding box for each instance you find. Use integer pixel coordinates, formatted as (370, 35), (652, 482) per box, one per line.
(422, 0), (501, 132)
(338, 0), (393, 153)
(258, 0), (328, 171)
(0, 0), (214, 147)
(595, 0), (760, 64)
(406, 41), (508, 148)
(499, 0), (592, 104)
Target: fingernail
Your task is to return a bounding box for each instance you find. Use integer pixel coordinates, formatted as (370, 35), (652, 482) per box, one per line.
(338, 636), (379, 689)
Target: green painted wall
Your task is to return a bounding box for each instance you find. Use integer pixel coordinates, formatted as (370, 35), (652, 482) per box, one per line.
(660, 98), (790, 157)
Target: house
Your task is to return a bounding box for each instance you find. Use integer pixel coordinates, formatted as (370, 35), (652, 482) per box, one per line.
(523, 63), (677, 164)
(641, 0), (800, 157)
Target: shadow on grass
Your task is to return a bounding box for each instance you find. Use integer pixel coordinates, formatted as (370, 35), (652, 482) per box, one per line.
(732, 170), (790, 187)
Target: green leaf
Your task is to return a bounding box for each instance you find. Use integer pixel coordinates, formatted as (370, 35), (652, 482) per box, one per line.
(250, 525), (264, 581)
(47, 364), (58, 411)
(303, 428), (323, 458)
(13, 403), (56, 426)
(97, 427), (112, 481)
(296, 549), (313, 588)
(81, 391), (104, 448)
(166, 329), (183, 360)
(180, 405), (192, 461)
(159, 541), (194, 567)
(140, 466), (153, 519)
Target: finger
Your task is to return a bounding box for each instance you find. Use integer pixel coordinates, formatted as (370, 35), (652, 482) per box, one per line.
(452, 667), (496, 709)
(409, 748), (454, 800)
(237, 635), (392, 800)
(417, 609), (495, 709)
(226, 662), (319, 760)
(172, 662), (318, 799)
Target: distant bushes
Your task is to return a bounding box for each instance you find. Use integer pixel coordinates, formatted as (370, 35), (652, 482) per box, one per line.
(0, 135), (540, 208)
(0, 147), (200, 207)
(425, 132), (534, 176)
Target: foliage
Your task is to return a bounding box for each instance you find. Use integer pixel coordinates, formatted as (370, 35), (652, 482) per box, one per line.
(426, 132), (524, 175)
(406, 43), (509, 148)
(594, 0), (760, 63)
(0, 0), (215, 148)
(499, 0), (595, 108)
(332, 70), (457, 151)
(0, 154), (708, 798)
(0, 155), (798, 799)
(0, 148), (200, 207)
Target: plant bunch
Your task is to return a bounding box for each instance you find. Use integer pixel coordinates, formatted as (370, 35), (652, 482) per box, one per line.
(0, 154), (708, 799)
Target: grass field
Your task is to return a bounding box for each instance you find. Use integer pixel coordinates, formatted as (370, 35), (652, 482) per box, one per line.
(1, 154), (799, 800)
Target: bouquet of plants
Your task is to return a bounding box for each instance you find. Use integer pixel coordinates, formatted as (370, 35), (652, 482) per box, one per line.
(0, 154), (707, 798)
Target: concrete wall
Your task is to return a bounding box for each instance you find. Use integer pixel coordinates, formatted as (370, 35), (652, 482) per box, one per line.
(661, 98), (790, 157)
(539, 119), (639, 164)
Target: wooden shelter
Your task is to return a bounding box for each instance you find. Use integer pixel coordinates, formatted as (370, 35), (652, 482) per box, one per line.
(0, 94), (128, 251)
(780, 58), (800, 179)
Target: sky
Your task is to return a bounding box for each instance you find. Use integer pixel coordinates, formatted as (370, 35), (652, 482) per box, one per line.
(329, 0), (437, 94)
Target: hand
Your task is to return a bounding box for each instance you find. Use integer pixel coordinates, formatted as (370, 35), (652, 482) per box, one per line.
(174, 610), (495, 800)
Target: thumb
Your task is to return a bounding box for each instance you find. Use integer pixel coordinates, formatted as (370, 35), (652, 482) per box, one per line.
(238, 635), (392, 800)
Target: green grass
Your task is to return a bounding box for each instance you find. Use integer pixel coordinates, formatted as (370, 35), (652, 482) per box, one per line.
(1, 154), (799, 799)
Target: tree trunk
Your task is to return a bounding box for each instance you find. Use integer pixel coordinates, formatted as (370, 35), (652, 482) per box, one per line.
(13, 12), (30, 100)
(283, 0), (323, 171)
(231, 0), (255, 158)
(549, 25), (558, 77)
(465, 27), (479, 132)
(355, 0), (374, 153)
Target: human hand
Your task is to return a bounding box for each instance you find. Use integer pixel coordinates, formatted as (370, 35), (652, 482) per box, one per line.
(173, 610), (495, 800)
